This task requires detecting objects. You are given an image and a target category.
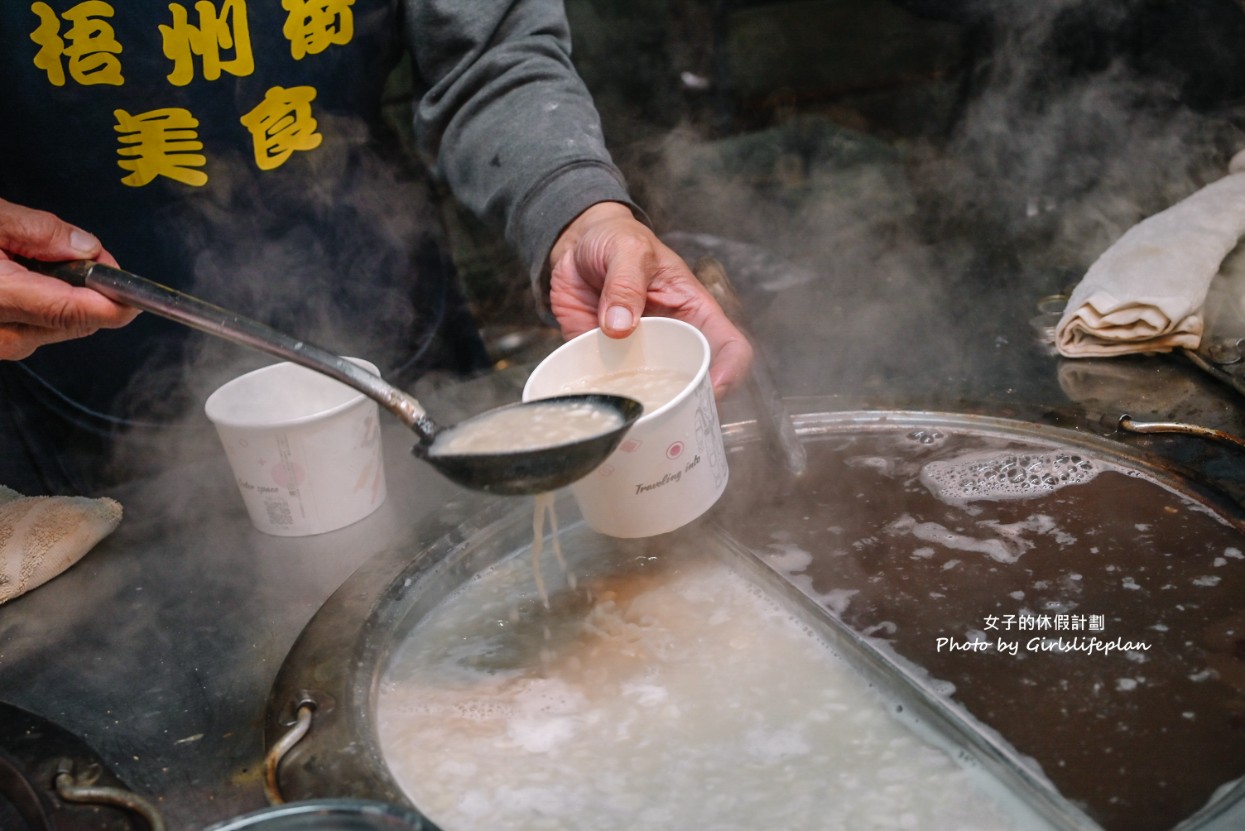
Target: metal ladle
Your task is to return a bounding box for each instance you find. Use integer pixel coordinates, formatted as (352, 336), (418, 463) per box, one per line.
(692, 256), (806, 478)
(30, 259), (642, 496)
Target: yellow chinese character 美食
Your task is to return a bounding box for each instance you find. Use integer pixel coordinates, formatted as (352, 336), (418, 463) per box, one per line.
(114, 108), (208, 187)
(30, 1), (124, 87)
(282, 0), (355, 60)
(240, 86), (323, 171)
(160, 0), (254, 86)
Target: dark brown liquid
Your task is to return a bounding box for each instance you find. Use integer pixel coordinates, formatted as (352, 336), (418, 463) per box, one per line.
(716, 429), (1245, 831)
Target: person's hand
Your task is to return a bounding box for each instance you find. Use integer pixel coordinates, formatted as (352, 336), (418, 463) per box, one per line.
(548, 202), (753, 397)
(0, 198), (137, 360)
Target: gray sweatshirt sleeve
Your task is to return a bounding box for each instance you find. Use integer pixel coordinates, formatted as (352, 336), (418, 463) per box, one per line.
(405, 0), (636, 291)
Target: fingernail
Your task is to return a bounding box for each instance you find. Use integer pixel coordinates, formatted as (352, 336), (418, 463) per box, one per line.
(605, 305), (632, 331)
(69, 228), (99, 255)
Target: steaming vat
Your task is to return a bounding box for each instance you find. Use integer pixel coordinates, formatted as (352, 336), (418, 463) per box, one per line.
(265, 407), (1245, 831)
(376, 538), (1045, 830)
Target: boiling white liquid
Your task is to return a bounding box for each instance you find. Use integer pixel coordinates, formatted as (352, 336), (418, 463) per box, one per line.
(430, 401), (624, 456)
(377, 550), (1035, 831)
(560, 366), (693, 413)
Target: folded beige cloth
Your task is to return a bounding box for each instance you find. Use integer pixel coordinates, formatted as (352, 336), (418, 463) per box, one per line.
(1056, 154), (1245, 357)
(0, 486), (122, 604)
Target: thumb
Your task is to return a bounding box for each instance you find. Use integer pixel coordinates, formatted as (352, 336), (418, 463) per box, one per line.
(0, 200), (103, 261)
(597, 257), (649, 339)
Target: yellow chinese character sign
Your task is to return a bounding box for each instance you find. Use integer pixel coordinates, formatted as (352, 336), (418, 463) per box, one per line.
(114, 108), (209, 187)
(30, 0), (124, 87)
(160, 0), (254, 86)
(282, 0), (355, 60)
(240, 86), (324, 170)
(31, 1), (346, 186)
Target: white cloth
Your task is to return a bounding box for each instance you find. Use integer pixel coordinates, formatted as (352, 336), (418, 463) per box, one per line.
(0, 486), (122, 604)
(1056, 157), (1245, 358)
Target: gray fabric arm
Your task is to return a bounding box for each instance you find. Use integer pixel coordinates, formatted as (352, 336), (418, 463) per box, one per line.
(405, 0), (636, 295)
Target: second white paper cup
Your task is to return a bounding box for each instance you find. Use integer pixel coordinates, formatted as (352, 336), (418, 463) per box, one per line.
(204, 359), (387, 537)
(523, 318), (729, 538)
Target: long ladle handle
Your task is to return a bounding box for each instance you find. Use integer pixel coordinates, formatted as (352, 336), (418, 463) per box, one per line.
(27, 259), (441, 442)
(693, 256), (807, 477)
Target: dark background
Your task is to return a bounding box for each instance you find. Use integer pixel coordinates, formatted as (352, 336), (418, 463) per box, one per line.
(428, 0), (1245, 324)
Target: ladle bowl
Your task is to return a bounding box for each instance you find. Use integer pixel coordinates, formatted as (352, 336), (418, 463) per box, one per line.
(29, 259), (642, 495)
(413, 393), (643, 495)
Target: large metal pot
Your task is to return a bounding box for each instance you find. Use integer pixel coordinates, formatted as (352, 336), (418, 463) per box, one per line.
(263, 403), (1245, 831)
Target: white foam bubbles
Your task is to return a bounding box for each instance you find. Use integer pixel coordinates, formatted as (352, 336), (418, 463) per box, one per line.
(884, 513), (1073, 565)
(920, 449), (1101, 505)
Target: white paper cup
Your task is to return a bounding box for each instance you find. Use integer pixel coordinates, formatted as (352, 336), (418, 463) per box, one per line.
(204, 359), (387, 537)
(523, 318), (729, 538)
